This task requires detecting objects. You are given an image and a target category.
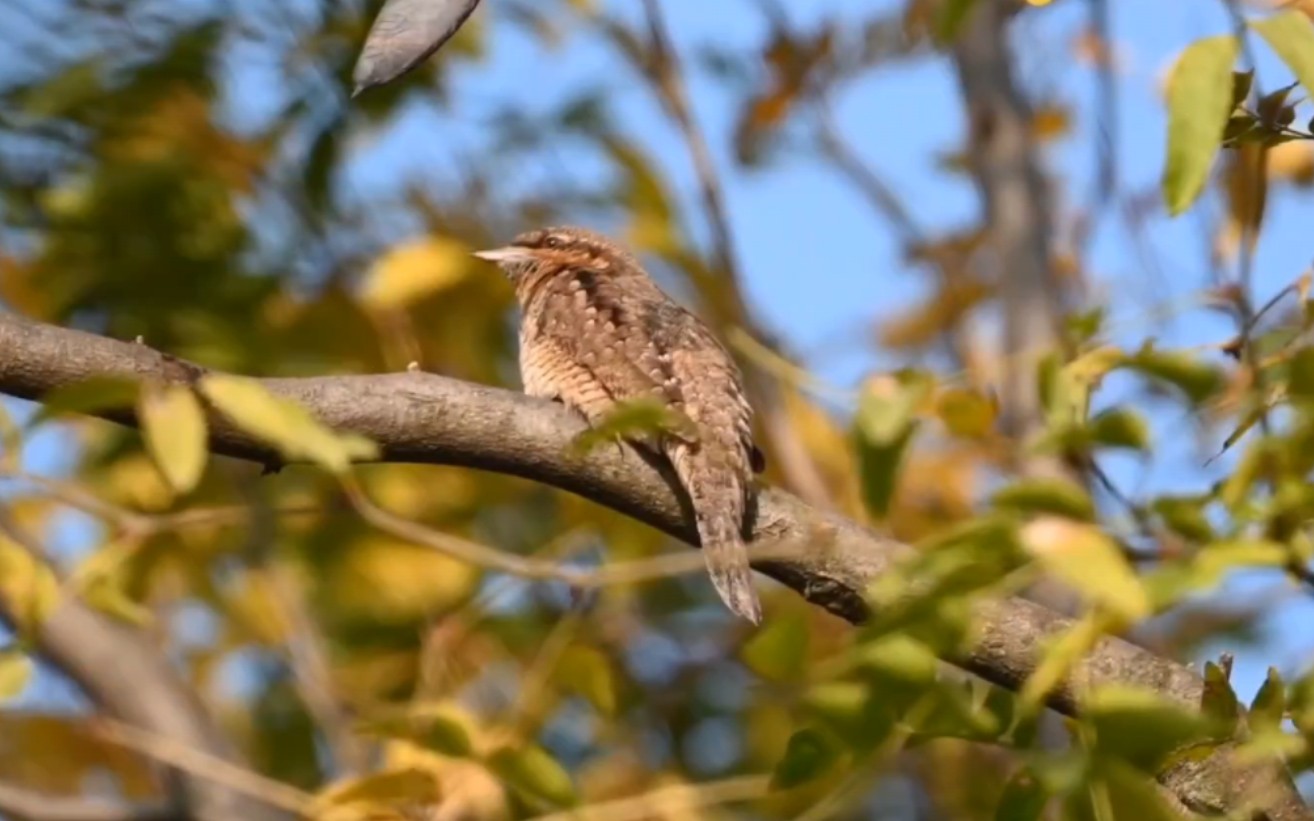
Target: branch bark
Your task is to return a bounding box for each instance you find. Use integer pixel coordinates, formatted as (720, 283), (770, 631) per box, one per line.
(0, 311), (1307, 819)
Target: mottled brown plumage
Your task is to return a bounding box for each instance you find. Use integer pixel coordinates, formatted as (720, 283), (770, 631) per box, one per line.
(474, 226), (766, 623)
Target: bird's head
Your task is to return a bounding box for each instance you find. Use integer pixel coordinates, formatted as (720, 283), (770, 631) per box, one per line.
(472, 225), (640, 286)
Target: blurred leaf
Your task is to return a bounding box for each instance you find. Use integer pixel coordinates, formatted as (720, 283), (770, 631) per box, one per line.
(1250, 667), (1287, 734)
(1088, 407), (1150, 452)
(0, 649), (33, 701)
(1097, 760), (1182, 821)
(771, 727), (843, 790)
(994, 767), (1050, 821)
(1151, 496), (1215, 542)
(571, 398), (697, 455)
(200, 375), (378, 473)
(360, 236), (473, 310)
(488, 743), (577, 808)
(1126, 347), (1224, 404)
(1252, 12), (1314, 101)
(935, 386), (997, 440)
(1201, 661), (1240, 737)
(992, 478), (1095, 522)
(1083, 685), (1212, 770)
(1020, 613), (1107, 708)
(313, 766), (440, 813)
(1162, 35), (1240, 214)
(1021, 519), (1148, 622)
(855, 634), (938, 688)
(557, 645), (617, 717)
(358, 704), (474, 758)
(138, 383), (208, 495)
(855, 372), (932, 518)
(742, 611), (809, 683)
(0, 537), (61, 639)
(31, 377), (140, 427)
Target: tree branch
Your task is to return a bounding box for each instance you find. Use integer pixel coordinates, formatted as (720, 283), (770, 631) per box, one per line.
(0, 311), (1307, 819)
(0, 505), (292, 821)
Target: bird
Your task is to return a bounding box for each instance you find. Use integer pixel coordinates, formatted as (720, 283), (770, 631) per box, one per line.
(473, 226), (767, 623)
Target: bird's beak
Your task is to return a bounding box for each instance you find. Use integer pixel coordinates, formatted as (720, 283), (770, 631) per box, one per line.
(472, 246), (535, 264)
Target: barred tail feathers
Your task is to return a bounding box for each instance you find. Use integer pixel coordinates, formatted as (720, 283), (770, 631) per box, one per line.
(671, 444), (761, 624)
(695, 506), (762, 624)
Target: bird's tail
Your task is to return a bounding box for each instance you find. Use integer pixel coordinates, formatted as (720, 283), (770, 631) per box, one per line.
(696, 511), (762, 624)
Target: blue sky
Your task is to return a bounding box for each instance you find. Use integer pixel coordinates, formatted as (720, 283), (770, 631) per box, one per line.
(7, 0), (1314, 756)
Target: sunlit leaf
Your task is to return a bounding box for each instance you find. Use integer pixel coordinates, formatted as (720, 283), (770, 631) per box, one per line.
(570, 397), (697, 455)
(360, 236), (473, 310)
(138, 383), (208, 495)
(1252, 12), (1314, 102)
(771, 728), (843, 790)
(1021, 519), (1149, 622)
(854, 634), (938, 687)
(1162, 35), (1240, 214)
(313, 766), (440, 812)
(855, 371), (932, 518)
(1088, 407), (1150, 452)
(935, 386), (997, 440)
(1020, 613), (1107, 708)
(199, 375), (378, 473)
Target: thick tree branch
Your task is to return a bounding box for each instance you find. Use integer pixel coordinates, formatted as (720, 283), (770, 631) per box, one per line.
(0, 310), (1307, 819)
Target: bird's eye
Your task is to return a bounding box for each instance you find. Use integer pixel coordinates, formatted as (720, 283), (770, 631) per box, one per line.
(543, 235), (563, 249)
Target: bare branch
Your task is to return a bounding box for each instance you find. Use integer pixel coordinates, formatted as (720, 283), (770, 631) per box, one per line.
(0, 312), (1307, 819)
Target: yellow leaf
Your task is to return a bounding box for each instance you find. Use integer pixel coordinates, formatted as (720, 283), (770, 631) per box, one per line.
(557, 646), (617, 716)
(199, 375), (378, 473)
(361, 236), (472, 310)
(488, 744), (577, 808)
(1021, 517), (1150, 622)
(138, 383), (208, 495)
(314, 767), (440, 813)
(0, 649), (33, 701)
(0, 537), (60, 637)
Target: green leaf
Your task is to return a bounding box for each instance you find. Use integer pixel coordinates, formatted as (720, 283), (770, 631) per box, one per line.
(488, 743), (577, 808)
(1126, 346), (1224, 405)
(741, 611), (809, 683)
(771, 728), (843, 790)
(30, 376), (140, 427)
(1201, 661), (1240, 738)
(994, 767), (1050, 821)
(199, 375), (378, 473)
(1088, 408), (1150, 452)
(1020, 613), (1108, 708)
(1250, 667), (1286, 734)
(1097, 760), (1183, 821)
(1162, 35), (1240, 214)
(992, 477), (1096, 522)
(356, 705), (473, 758)
(1022, 520), (1149, 622)
(138, 384), (208, 495)
(854, 372), (933, 518)
(1252, 12), (1314, 102)
(1288, 347), (1314, 400)
(0, 648), (33, 701)
(570, 397), (697, 455)
(1083, 685), (1212, 770)
(855, 634), (939, 687)
(557, 645), (617, 717)
(1150, 496), (1214, 542)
